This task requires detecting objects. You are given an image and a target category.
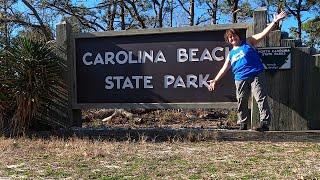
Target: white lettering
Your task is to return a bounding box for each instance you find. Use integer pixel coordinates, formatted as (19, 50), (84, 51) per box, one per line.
(113, 76), (124, 89)
(164, 75), (175, 88)
(187, 74), (198, 88)
(174, 75), (186, 88)
(138, 51), (142, 63)
(230, 50), (245, 64)
(122, 77), (134, 89)
(144, 76), (153, 89)
(128, 51), (138, 64)
(105, 76), (114, 89)
(212, 47), (224, 61)
(104, 75), (154, 89)
(132, 76), (143, 88)
(177, 48), (188, 62)
(94, 53), (104, 65)
(164, 74), (210, 88)
(143, 50), (153, 63)
(155, 51), (166, 63)
(83, 52), (93, 65)
(83, 47), (229, 66)
(105, 52), (115, 64)
(189, 48), (199, 62)
(200, 48), (213, 61)
(177, 47), (228, 63)
(199, 74), (210, 88)
(225, 47), (230, 61)
(115, 51), (128, 64)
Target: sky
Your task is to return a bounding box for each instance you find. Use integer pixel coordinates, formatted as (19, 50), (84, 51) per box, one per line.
(13, 0), (318, 40)
(69, 0), (316, 35)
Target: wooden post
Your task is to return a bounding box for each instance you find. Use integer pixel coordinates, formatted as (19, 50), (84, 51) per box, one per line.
(287, 47), (309, 130)
(251, 9), (267, 130)
(264, 30), (282, 131)
(268, 30), (281, 47)
(56, 22), (82, 127)
(253, 10), (267, 47)
(309, 55), (320, 129)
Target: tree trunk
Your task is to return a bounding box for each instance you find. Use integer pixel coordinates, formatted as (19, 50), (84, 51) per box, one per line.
(297, 11), (302, 40)
(211, 0), (218, 24)
(189, 0), (194, 26)
(170, 0), (173, 27)
(3, 1), (10, 48)
(158, 0), (166, 27)
(107, 1), (112, 30)
(106, 0), (117, 30)
(286, 0), (303, 40)
(296, 0), (302, 40)
(232, 0), (238, 23)
(120, 0), (126, 30)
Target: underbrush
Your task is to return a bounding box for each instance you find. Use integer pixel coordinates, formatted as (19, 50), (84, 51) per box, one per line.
(82, 108), (238, 129)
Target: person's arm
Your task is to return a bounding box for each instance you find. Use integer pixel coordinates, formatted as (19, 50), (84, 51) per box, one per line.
(247, 11), (287, 46)
(207, 55), (231, 91)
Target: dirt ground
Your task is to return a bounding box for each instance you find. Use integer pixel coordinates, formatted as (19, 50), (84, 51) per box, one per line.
(82, 109), (239, 129)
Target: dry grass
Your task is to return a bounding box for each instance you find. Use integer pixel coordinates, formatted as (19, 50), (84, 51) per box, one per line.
(0, 137), (319, 179)
(83, 109), (235, 130)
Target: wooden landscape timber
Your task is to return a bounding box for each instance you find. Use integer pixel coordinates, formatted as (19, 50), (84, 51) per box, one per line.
(36, 127), (320, 142)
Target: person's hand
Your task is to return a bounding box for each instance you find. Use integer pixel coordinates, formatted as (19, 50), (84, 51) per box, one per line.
(273, 11), (287, 23)
(207, 79), (217, 91)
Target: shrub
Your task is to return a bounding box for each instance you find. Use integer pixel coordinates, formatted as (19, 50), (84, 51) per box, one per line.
(0, 38), (68, 136)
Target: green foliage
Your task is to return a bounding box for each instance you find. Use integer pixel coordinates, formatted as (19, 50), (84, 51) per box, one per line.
(16, 27), (51, 42)
(219, 0), (253, 23)
(0, 37), (68, 136)
(289, 27), (299, 39)
(302, 16), (320, 48)
(237, 1), (254, 22)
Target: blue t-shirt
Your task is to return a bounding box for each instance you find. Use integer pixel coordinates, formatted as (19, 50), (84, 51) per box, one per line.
(228, 41), (264, 80)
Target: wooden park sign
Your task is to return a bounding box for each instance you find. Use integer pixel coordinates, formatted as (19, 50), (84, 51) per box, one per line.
(69, 25), (248, 109)
(57, 10), (320, 130)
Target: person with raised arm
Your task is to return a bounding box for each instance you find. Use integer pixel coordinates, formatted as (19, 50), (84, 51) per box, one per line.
(208, 11), (287, 131)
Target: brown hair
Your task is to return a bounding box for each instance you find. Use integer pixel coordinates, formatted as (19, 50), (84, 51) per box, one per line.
(224, 29), (241, 43)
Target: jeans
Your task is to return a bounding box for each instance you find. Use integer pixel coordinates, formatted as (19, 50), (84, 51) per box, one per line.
(235, 72), (271, 125)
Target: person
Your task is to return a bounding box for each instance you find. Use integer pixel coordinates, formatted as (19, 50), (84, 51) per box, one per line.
(207, 11), (287, 131)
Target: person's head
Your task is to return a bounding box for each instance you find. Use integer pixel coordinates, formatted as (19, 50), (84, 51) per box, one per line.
(224, 29), (242, 46)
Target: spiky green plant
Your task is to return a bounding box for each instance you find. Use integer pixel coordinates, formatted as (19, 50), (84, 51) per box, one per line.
(0, 38), (68, 136)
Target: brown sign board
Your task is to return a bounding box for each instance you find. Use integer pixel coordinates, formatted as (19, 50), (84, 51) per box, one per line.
(73, 26), (248, 108)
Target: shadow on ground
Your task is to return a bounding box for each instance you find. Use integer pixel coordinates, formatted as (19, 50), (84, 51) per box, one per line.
(28, 127), (320, 143)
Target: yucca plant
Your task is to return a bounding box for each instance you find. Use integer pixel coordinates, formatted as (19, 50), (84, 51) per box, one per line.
(0, 38), (68, 136)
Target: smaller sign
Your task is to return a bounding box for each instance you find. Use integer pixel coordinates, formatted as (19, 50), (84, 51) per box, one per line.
(258, 47), (291, 69)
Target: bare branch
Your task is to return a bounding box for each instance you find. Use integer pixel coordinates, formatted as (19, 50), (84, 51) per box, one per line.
(177, 0), (190, 14)
(123, 0), (146, 28)
(21, 0), (53, 40)
(44, 1), (106, 31)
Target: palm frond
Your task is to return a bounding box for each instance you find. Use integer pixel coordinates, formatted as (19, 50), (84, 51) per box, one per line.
(0, 37), (69, 136)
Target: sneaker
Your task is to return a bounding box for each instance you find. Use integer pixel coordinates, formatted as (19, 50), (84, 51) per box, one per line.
(255, 121), (269, 132)
(239, 123), (248, 130)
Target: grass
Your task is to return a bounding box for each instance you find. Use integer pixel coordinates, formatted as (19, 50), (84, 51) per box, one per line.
(0, 137), (319, 179)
